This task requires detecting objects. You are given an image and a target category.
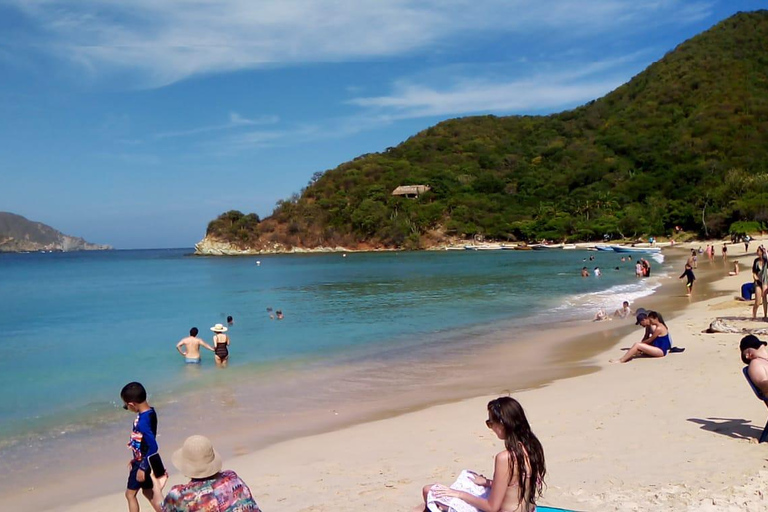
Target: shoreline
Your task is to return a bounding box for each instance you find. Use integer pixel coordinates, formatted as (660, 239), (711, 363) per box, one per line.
(15, 242), (764, 511)
(2, 251), (671, 510)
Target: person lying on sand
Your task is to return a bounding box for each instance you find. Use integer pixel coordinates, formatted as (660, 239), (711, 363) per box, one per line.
(611, 311), (671, 363)
(414, 397), (546, 512)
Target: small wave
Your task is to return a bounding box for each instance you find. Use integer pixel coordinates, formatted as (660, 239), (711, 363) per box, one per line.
(546, 278), (663, 320)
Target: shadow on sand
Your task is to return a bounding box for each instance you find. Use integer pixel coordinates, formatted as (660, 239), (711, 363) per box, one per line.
(687, 417), (765, 441)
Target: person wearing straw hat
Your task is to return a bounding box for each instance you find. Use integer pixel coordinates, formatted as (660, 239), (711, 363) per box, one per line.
(158, 435), (260, 511)
(210, 324), (230, 368)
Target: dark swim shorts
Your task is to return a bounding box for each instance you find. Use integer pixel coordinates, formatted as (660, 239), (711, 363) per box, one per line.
(127, 462), (153, 491)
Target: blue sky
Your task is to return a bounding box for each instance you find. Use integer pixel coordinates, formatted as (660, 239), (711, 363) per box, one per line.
(0, 0), (763, 249)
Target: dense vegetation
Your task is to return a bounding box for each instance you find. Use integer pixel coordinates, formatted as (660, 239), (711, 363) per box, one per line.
(207, 11), (768, 249)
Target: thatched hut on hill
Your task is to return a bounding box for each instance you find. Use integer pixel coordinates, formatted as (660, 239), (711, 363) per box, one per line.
(391, 185), (430, 198)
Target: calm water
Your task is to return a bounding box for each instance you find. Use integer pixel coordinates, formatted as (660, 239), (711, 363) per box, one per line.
(0, 248), (666, 446)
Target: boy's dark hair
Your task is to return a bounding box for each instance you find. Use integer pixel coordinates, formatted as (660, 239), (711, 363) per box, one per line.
(227, 316), (233, 322)
(190, 327), (199, 336)
(121, 382), (147, 404)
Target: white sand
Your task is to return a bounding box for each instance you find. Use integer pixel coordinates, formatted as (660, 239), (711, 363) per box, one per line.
(58, 244), (768, 511)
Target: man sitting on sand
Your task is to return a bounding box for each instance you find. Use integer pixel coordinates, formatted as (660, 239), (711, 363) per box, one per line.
(176, 327), (214, 364)
(613, 301), (631, 319)
(741, 335), (768, 397)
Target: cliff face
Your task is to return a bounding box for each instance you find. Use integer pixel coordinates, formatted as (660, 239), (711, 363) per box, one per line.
(0, 212), (112, 252)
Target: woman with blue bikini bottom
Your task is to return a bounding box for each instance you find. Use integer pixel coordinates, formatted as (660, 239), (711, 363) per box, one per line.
(611, 311), (671, 363)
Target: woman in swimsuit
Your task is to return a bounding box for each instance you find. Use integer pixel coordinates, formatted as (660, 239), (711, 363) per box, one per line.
(210, 323), (230, 368)
(415, 397), (546, 512)
(611, 310), (671, 363)
(752, 247), (768, 320)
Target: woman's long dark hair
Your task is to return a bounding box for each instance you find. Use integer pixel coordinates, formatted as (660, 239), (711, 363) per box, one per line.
(487, 397), (546, 505)
(647, 311), (667, 328)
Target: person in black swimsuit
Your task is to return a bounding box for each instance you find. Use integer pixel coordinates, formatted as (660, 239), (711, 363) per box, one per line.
(210, 324), (230, 368)
(753, 247), (768, 320)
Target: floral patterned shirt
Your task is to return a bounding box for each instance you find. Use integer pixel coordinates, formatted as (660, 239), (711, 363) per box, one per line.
(162, 470), (260, 512)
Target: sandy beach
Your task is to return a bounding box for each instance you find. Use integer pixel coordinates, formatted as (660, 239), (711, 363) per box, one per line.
(35, 243), (768, 511)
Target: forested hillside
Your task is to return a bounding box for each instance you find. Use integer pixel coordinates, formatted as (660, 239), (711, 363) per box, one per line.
(206, 10), (768, 250)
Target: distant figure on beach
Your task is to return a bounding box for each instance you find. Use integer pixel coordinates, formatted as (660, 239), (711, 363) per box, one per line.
(593, 307), (611, 322)
(611, 311), (671, 363)
(679, 264), (696, 296)
(752, 247), (768, 320)
(687, 249), (698, 269)
(722, 243), (728, 259)
(176, 328), (214, 365)
(414, 397), (546, 512)
(635, 260), (644, 277)
(593, 267), (601, 277)
(154, 435), (261, 512)
(698, 246), (703, 254)
(741, 335), (768, 398)
(641, 258), (651, 277)
(581, 267), (589, 277)
(121, 381), (166, 512)
(226, 315), (234, 326)
(614, 301), (631, 319)
(211, 324), (230, 368)
(745, 235), (751, 253)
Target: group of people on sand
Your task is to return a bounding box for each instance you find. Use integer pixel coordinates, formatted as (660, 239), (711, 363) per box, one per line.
(119, 381), (261, 512)
(120, 378), (548, 512)
(175, 317), (233, 368)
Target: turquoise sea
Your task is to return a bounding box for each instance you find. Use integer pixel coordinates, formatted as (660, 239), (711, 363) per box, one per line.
(0, 248), (667, 451)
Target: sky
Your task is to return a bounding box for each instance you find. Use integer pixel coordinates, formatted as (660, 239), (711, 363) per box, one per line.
(0, 1), (763, 249)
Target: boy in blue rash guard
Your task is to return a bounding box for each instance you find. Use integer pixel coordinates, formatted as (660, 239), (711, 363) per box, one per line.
(121, 381), (165, 512)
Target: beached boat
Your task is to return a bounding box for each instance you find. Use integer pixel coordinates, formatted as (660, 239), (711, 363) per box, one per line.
(610, 245), (661, 254)
(594, 245), (614, 251)
(562, 244), (577, 250)
(530, 244), (564, 250)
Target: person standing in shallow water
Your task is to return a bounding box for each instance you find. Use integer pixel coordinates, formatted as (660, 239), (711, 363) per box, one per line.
(211, 324), (230, 368)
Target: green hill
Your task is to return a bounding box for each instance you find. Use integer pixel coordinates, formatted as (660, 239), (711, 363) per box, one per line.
(204, 10), (768, 251)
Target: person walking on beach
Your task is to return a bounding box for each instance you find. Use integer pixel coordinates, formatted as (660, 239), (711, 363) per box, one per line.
(176, 328), (214, 365)
(722, 243), (728, 259)
(415, 397), (546, 512)
(121, 382), (166, 512)
(154, 435), (261, 511)
(679, 263), (696, 296)
(752, 247), (768, 320)
(211, 324), (230, 368)
(610, 311), (671, 363)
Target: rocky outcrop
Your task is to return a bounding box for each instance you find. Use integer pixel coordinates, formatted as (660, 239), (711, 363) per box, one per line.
(0, 212), (112, 253)
(194, 235), (354, 255)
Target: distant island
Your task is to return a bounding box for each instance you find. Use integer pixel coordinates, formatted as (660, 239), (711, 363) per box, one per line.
(198, 10), (768, 255)
(0, 212), (112, 253)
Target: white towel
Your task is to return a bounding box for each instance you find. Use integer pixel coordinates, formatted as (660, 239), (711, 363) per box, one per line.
(426, 470), (490, 512)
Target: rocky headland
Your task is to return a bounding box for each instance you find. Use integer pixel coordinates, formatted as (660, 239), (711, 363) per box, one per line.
(0, 212), (112, 253)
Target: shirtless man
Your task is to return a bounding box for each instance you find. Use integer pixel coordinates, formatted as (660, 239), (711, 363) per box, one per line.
(176, 327), (214, 364)
(740, 335), (768, 397)
(613, 301), (631, 318)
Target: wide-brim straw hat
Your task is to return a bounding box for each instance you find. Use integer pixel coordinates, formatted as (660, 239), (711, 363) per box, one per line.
(172, 435), (223, 479)
(210, 323), (228, 333)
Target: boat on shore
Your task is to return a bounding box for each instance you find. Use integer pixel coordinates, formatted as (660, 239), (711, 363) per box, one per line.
(610, 245), (662, 254)
(530, 243), (564, 250)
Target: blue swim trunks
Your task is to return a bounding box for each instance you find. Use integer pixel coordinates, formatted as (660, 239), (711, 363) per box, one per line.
(185, 357), (201, 364)
(127, 461), (153, 491)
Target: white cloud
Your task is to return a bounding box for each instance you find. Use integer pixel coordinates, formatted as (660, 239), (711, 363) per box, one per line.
(5, 0), (714, 87)
(347, 55), (645, 120)
(154, 112), (279, 139)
